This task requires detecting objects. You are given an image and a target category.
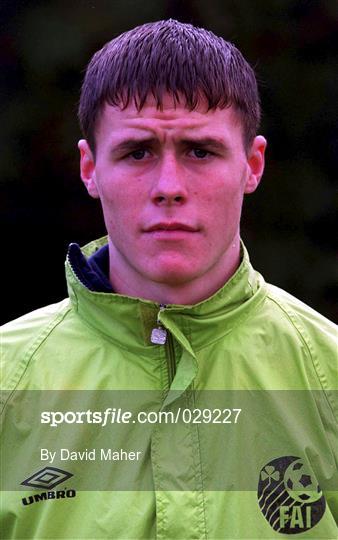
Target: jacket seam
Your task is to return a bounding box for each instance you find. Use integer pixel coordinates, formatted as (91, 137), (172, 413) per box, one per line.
(74, 309), (157, 354)
(1, 305), (72, 414)
(193, 293), (267, 353)
(266, 293), (338, 423)
(152, 346), (169, 540)
(190, 383), (208, 539)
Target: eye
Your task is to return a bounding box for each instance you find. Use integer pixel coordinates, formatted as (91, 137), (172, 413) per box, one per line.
(129, 149), (149, 160)
(190, 148), (211, 159)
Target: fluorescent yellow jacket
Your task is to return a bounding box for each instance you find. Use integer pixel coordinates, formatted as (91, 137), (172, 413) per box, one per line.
(1, 237), (337, 539)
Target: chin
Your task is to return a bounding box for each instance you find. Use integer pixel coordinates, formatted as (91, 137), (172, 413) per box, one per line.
(147, 263), (200, 286)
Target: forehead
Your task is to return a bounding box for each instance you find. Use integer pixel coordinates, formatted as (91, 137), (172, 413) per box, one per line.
(95, 93), (243, 144)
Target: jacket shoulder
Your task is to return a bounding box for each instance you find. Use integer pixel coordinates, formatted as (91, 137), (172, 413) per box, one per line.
(265, 283), (337, 345)
(1, 299), (71, 390)
(265, 283), (337, 396)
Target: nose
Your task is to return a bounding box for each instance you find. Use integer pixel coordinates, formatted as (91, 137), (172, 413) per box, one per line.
(150, 154), (188, 205)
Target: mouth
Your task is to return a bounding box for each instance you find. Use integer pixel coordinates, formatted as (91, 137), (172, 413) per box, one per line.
(143, 222), (199, 240)
(145, 222), (198, 232)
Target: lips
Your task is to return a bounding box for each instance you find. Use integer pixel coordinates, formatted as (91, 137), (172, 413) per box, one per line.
(145, 222), (198, 232)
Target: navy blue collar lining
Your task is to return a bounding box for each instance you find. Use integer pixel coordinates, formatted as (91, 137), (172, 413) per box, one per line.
(67, 243), (113, 293)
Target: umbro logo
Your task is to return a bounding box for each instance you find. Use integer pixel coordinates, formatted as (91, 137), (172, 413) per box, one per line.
(21, 466), (73, 490)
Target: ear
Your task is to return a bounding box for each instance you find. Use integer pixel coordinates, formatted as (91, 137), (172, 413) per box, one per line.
(244, 135), (267, 194)
(78, 139), (100, 199)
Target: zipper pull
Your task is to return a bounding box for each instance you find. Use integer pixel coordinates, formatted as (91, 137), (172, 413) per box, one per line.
(150, 304), (167, 344)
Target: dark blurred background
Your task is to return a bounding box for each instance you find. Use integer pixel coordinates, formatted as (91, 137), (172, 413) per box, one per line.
(1, 0), (337, 324)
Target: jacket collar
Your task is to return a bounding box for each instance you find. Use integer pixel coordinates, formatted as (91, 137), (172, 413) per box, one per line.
(65, 236), (267, 355)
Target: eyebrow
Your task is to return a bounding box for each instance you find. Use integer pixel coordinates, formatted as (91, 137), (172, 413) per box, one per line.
(110, 137), (158, 156)
(179, 138), (227, 152)
(110, 136), (228, 155)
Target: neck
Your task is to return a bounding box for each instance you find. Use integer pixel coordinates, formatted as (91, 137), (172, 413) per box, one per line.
(108, 239), (241, 305)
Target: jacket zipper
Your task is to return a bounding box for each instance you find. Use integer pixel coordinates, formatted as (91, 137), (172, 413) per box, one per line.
(151, 304), (176, 385)
(69, 251), (178, 384)
(165, 330), (176, 385)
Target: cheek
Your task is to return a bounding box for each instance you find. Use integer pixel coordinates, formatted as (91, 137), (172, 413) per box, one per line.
(204, 183), (242, 218)
(201, 189), (244, 247)
(99, 170), (145, 204)
(100, 191), (141, 237)
(97, 176), (128, 212)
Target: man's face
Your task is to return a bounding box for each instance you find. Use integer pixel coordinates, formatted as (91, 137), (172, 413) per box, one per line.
(79, 95), (266, 302)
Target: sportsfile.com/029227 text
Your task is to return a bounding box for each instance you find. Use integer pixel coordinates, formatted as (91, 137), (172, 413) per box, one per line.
(40, 408), (242, 427)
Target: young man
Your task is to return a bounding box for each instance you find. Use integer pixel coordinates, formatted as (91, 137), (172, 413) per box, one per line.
(1, 20), (337, 539)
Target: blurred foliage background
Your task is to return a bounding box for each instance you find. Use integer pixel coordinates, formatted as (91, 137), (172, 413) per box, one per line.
(1, 0), (337, 323)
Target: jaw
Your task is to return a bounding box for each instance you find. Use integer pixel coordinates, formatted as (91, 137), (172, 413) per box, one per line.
(107, 234), (241, 305)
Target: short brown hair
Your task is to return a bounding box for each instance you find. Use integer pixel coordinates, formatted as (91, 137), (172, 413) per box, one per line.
(78, 19), (261, 153)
